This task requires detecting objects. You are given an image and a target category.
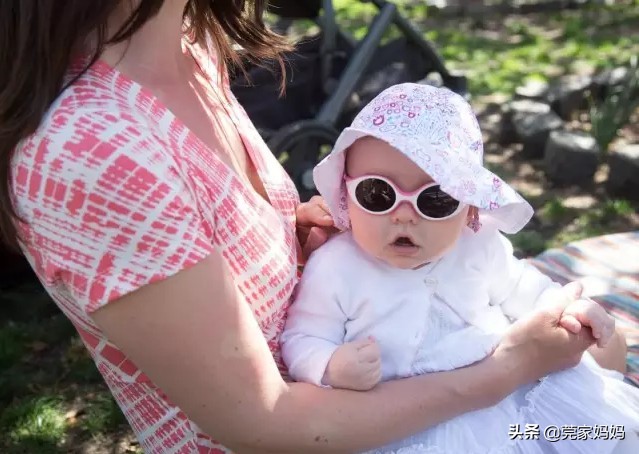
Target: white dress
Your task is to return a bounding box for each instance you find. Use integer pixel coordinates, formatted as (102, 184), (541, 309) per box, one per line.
(280, 228), (639, 454)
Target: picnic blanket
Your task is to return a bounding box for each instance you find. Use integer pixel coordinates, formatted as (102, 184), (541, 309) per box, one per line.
(529, 231), (639, 387)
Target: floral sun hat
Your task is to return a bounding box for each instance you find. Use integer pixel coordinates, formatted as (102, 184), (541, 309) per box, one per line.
(313, 83), (534, 234)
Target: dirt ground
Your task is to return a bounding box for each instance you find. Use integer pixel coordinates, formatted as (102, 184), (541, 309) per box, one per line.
(475, 98), (639, 257)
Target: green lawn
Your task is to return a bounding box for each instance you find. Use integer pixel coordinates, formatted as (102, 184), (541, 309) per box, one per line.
(2, 2), (639, 452)
(0, 281), (137, 453)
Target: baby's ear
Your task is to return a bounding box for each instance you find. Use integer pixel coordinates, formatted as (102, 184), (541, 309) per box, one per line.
(467, 206), (481, 233)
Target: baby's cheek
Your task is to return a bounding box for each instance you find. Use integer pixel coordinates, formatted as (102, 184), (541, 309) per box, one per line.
(422, 217), (466, 256)
(352, 220), (384, 253)
(349, 212), (385, 255)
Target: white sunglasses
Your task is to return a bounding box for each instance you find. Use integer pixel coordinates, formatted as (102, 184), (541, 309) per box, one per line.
(345, 175), (466, 221)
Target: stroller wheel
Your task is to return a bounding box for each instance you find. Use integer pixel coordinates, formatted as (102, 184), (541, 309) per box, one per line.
(267, 120), (339, 202)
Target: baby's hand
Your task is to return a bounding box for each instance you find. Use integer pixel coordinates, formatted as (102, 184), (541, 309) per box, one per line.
(560, 298), (615, 348)
(323, 337), (382, 391)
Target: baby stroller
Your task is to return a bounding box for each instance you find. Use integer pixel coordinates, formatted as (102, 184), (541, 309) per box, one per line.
(230, 0), (468, 201)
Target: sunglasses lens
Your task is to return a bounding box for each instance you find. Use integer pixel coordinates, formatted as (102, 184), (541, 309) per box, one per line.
(355, 178), (396, 213)
(416, 185), (460, 218)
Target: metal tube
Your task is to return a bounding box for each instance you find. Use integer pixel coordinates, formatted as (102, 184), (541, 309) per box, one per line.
(321, 0), (337, 94)
(317, 2), (396, 124)
(369, 0), (450, 76)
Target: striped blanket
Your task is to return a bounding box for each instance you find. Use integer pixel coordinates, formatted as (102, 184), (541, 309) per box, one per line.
(528, 231), (639, 387)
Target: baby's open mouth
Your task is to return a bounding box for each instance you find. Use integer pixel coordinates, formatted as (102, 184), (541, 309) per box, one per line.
(393, 236), (416, 247)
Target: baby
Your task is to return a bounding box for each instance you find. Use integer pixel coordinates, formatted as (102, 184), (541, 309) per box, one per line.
(281, 84), (639, 453)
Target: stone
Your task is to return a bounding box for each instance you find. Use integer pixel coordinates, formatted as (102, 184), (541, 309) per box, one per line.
(544, 130), (600, 186)
(607, 144), (639, 200)
(546, 75), (593, 120)
(592, 67), (630, 101)
(514, 79), (549, 101)
(499, 100), (551, 145)
(513, 110), (564, 158)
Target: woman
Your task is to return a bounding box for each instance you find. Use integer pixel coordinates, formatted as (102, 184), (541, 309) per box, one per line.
(0, 1), (620, 453)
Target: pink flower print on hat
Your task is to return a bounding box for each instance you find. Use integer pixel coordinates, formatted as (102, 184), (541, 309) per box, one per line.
(313, 83), (534, 234)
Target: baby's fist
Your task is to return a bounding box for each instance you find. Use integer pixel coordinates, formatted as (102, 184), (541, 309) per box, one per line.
(560, 298), (615, 348)
(323, 337), (382, 391)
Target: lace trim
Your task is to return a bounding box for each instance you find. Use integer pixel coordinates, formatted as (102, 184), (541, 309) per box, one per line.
(366, 376), (551, 454)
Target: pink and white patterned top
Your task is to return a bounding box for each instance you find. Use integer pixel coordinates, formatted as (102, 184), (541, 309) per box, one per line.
(10, 45), (300, 453)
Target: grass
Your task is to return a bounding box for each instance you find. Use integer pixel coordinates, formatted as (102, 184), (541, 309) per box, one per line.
(553, 199), (637, 244)
(330, 0), (639, 96)
(2, 2), (639, 451)
(0, 282), (137, 453)
(81, 393), (129, 437)
(510, 196), (638, 257)
(1, 397), (67, 454)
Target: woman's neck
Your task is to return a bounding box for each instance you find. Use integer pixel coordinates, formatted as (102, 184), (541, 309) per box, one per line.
(101, 0), (190, 83)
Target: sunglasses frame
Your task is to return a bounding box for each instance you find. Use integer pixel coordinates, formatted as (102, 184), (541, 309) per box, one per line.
(345, 174), (466, 221)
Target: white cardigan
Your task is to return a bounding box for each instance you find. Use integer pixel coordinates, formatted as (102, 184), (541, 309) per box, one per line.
(280, 227), (559, 386)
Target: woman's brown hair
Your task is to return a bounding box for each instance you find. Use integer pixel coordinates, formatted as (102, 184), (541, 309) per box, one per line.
(0, 0), (290, 251)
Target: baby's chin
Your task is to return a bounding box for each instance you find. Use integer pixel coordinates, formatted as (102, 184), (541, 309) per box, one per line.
(379, 254), (433, 270)
(378, 245), (451, 269)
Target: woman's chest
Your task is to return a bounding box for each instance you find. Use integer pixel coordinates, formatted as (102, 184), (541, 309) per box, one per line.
(185, 138), (298, 323)
(159, 78), (270, 202)
(158, 92), (300, 337)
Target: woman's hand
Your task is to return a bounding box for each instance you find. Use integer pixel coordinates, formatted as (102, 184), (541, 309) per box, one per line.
(295, 195), (338, 263)
(494, 282), (596, 385)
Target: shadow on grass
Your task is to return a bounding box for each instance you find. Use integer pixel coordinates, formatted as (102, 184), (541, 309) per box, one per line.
(0, 279), (133, 453)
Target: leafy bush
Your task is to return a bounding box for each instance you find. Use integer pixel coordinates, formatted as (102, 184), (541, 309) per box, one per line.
(590, 56), (639, 152)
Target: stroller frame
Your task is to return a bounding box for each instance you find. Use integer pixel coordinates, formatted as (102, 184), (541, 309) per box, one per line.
(258, 0), (468, 200)
(312, 0), (467, 126)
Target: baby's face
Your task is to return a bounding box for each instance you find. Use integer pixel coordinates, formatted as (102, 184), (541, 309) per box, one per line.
(345, 137), (470, 269)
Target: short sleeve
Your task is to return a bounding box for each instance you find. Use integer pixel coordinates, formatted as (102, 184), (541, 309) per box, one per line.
(13, 110), (215, 314)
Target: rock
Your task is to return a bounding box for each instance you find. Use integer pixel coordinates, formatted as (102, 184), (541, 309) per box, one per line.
(592, 67), (630, 101)
(607, 144), (639, 200)
(513, 110), (564, 158)
(499, 100), (551, 145)
(544, 130), (600, 186)
(515, 80), (549, 101)
(546, 75), (593, 120)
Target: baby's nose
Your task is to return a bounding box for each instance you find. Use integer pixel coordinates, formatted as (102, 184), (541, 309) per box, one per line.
(391, 200), (419, 225)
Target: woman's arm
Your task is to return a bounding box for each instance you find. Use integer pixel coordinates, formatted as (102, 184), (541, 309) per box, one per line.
(93, 248), (594, 454)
